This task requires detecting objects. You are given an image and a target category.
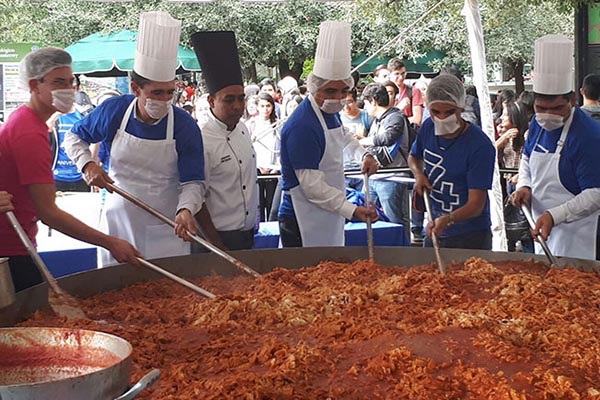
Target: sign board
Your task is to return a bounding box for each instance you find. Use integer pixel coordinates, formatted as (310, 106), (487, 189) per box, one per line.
(0, 43), (42, 122)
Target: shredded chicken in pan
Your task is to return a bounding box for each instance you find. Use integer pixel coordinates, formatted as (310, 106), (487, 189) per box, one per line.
(20, 258), (600, 399)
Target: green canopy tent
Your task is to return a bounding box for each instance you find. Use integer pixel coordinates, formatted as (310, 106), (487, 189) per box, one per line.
(65, 30), (201, 78)
(352, 50), (445, 79)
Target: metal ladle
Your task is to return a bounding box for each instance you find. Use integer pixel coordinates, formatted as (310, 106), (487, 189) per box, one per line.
(6, 211), (87, 319)
(363, 173), (375, 263)
(423, 189), (446, 275)
(105, 182), (260, 278)
(520, 203), (559, 266)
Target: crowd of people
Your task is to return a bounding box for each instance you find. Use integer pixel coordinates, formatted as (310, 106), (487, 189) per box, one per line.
(1, 13), (600, 295)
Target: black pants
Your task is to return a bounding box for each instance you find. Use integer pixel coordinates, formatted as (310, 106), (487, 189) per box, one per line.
(424, 229), (493, 250)
(55, 179), (90, 192)
(1, 255), (43, 292)
(192, 229), (254, 252)
(258, 177), (278, 222)
(279, 217), (303, 248)
(268, 179), (282, 222)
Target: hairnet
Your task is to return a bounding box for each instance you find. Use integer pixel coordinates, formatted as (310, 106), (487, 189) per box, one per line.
(19, 47), (72, 90)
(306, 73), (354, 95)
(426, 74), (466, 109)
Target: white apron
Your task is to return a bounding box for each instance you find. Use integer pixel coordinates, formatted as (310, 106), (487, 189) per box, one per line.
(290, 96), (347, 247)
(530, 110), (598, 260)
(99, 99), (190, 266)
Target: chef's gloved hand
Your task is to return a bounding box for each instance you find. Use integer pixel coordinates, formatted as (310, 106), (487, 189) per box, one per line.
(106, 237), (142, 266)
(353, 205), (379, 223)
(82, 162), (114, 190)
(175, 209), (197, 242)
(361, 154), (378, 176)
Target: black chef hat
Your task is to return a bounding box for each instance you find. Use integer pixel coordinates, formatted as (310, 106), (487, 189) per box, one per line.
(191, 31), (243, 95)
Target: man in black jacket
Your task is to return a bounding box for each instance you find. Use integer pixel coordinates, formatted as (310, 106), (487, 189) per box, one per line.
(360, 82), (411, 235)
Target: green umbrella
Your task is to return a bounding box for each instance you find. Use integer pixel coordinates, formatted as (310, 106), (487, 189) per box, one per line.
(65, 30), (201, 77)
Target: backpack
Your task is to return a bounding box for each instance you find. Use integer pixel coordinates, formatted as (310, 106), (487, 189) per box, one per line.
(462, 94), (480, 126)
(368, 112), (416, 167)
(400, 115), (418, 164)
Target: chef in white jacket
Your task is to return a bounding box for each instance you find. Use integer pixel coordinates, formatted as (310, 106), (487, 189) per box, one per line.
(512, 35), (600, 260)
(64, 11), (206, 266)
(190, 31), (259, 251)
(277, 21), (378, 247)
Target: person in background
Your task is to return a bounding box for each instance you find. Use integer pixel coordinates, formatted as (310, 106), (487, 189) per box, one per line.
(278, 21), (378, 248)
(409, 74), (496, 250)
(0, 191), (14, 213)
(194, 93), (211, 126)
(340, 88), (373, 139)
(492, 89), (516, 137)
(373, 64), (390, 84)
(341, 88), (374, 191)
(64, 11), (205, 266)
(360, 82), (411, 233)
(517, 90), (535, 122)
(74, 75), (93, 112)
(282, 91), (302, 118)
(0, 47), (140, 291)
(496, 101), (533, 252)
(49, 106), (90, 192)
(248, 92), (280, 222)
(259, 78), (281, 118)
(512, 35), (600, 260)
(580, 73), (600, 121)
(243, 94), (258, 122)
(388, 57), (424, 127)
(191, 30), (259, 251)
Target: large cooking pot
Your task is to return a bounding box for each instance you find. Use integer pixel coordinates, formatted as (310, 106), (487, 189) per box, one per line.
(2, 246), (599, 326)
(0, 327), (159, 400)
(0, 327), (131, 400)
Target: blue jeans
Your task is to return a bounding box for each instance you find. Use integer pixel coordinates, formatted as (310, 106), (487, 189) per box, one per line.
(368, 180), (410, 230)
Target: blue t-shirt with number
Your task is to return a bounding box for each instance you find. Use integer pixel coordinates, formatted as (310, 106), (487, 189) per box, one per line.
(410, 118), (495, 238)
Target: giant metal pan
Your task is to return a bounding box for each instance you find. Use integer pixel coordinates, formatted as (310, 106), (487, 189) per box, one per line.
(2, 247), (599, 326)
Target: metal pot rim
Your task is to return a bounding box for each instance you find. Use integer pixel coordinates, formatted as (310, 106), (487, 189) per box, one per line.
(0, 327), (132, 389)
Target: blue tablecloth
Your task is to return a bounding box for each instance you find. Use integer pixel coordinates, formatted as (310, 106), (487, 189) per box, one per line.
(40, 248), (98, 278)
(40, 221), (408, 277)
(254, 221), (408, 249)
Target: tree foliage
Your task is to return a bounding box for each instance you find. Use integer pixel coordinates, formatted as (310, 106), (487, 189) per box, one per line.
(0, 0), (587, 86)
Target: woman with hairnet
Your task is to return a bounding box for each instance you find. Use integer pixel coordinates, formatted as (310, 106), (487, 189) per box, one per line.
(278, 21), (378, 247)
(0, 47), (141, 292)
(408, 74), (496, 250)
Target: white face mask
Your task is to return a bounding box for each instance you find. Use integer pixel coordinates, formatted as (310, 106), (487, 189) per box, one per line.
(536, 113), (565, 131)
(320, 99), (345, 114)
(432, 113), (461, 136)
(51, 89), (75, 113)
(145, 98), (171, 120)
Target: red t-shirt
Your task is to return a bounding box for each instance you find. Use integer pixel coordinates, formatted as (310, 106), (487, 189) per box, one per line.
(395, 85), (424, 118)
(0, 105), (55, 255)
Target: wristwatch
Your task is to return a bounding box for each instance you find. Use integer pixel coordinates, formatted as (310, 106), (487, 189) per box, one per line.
(445, 213), (455, 226)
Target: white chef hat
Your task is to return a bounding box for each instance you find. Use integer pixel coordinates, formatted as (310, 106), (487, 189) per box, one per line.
(313, 21), (352, 81)
(133, 11), (181, 82)
(533, 34), (574, 95)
